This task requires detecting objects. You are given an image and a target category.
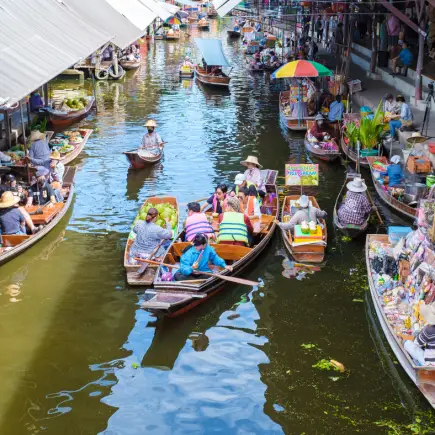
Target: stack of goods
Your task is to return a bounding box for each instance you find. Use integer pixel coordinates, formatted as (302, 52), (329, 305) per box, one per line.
(368, 227), (435, 359)
(294, 221), (322, 243)
(61, 97), (88, 112)
(49, 130), (84, 155)
(3, 145), (25, 165)
(407, 156), (432, 175)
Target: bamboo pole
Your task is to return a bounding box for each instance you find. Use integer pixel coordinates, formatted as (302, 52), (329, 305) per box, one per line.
(19, 101), (31, 185)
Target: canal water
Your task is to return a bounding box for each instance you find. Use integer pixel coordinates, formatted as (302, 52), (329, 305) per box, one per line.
(0, 19), (434, 435)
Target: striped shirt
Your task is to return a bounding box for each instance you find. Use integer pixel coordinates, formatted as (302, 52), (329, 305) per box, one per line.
(130, 221), (172, 258)
(416, 325), (435, 364)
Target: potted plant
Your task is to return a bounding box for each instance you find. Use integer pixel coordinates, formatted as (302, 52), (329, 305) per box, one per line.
(358, 102), (387, 156)
(343, 121), (359, 149)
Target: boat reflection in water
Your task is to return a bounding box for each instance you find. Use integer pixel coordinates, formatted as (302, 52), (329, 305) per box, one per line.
(125, 165), (163, 201)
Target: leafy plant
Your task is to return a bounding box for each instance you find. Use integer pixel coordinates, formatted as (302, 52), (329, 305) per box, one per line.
(344, 121), (359, 149)
(301, 343), (316, 349)
(30, 116), (48, 133)
(358, 102), (387, 150)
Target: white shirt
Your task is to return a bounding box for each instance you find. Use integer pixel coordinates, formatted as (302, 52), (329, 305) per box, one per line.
(141, 132), (162, 149)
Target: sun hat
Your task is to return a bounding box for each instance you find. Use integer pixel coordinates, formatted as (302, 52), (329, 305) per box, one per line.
(29, 130), (46, 142)
(347, 177), (367, 193)
(420, 302), (435, 325)
(315, 114), (324, 121)
(0, 191), (20, 208)
(240, 155), (263, 169)
(227, 196), (241, 212)
(407, 132), (427, 144)
(35, 167), (49, 178)
(299, 195), (309, 208)
(50, 150), (62, 161)
(390, 155), (401, 164)
(234, 173), (246, 185)
(144, 119), (157, 128)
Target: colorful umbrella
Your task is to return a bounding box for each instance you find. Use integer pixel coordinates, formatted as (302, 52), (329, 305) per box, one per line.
(166, 16), (181, 25)
(271, 60), (332, 79)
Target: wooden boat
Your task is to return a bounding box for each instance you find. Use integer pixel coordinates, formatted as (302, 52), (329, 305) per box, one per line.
(280, 195), (327, 263)
(120, 59), (141, 70)
(47, 96), (95, 127)
(0, 166), (76, 266)
(304, 136), (341, 162)
(340, 137), (374, 168)
(59, 128), (93, 165)
(165, 30), (181, 40)
(124, 196), (178, 286)
(142, 170), (279, 317)
(227, 30), (241, 38)
(333, 173), (370, 238)
(123, 147), (163, 169)
(198, 21), (210, 30)
(179, 66), (194, 78)
(366, 156), (417, 220)
(279, 91), (314, 131)
(195, 66), (230, 87)
(154, 34), (165, 40)
(366, 234), (435, 409)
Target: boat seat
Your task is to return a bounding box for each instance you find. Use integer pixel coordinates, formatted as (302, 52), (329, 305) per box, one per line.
(171, 241), (251, 261)
(1, 234), (31, 247)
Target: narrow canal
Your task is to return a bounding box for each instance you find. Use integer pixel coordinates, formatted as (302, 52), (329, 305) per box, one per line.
(0, 19), (434, 435)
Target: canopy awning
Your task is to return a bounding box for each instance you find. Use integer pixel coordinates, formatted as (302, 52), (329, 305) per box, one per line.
(105, 0), (158, 29)
(194, 38), (230, 67)
(159, 1), (180, 15)
(63, 0), (144, 49)
(138, 0), (173, 21)
(0, 0), (113, 105)
(175, 0), (200, 7)
(212, 0), (241, 17)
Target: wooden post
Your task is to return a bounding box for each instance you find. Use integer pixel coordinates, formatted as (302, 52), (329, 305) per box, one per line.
(43, 83), (49, 107)
(19, 101), (31, 185)
(414, 0), (426, 102)
(4, 111), (11, 149)
(370, 13), (378, 73)
(91, 72), (98, 114)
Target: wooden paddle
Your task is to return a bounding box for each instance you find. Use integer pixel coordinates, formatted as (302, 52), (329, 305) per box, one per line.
(134, 258), (259, 287)
(366, 190), (383, 224)
(136, 240), (164, 276)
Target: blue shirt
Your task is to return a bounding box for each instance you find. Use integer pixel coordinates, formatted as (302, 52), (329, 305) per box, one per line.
(328, 101), (345, 121)
(381, 164), (404, 186)
(179, 244), (226, 276)
(29, 138), (50, 166)
(399, 48), (413, 66)
(0, 208), (25, 234)
(400, 103), (412, 121)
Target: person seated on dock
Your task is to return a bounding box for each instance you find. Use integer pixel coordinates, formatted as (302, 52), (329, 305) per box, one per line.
(380, 155), (404, 187)
(129, 207), (173, 264)
(27, 130), (50, 166)
(290, 97), (308, 119)
(328, 95), (345, 122)
(217, 197), (253, 246)
(202, 184), (228, 215)
(309, 114), (330, 141)
(141, 119), (163, 155)
(404, 301), (435, 366)
(277, 195), (327, 232)
(391, 41), (413, 76)
(383, 93), (400, 119)
(0, 191), (37, 235)
(388, 95), (413, 140)
(26, 167), (57, 209)
(337, 177), (372, 226)
(29, 91), (44, 112)
(237, 186), (262, 220)
(174, 233), (232, 281)
(185, 202), (215, 242)
(241, 155), (266, 195)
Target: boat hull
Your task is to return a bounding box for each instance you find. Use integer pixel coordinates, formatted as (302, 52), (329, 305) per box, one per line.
(195, 66), (230, 87)
(227, 30), (241, 38)
(123, 149), (163, 169)
(304, 138), (340, 162)
(48, 97), (95, 127)
(120, 60), (141, 70)
(340, 137), (371, 168)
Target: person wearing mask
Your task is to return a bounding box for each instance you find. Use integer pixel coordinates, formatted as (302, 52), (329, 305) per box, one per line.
(277, 194), (327, 232)
(231, 173), (253, 196)
(27, 130), (50, 166)
(391, 41), (413, 76)
(380, 155), (404, 187)
(238, 186), (262, 220)
(202, 184), (228, 215)
(140, 120), (163, 155)
(26, 167), (57, 208)
(241, 156), (265, 194)
(389, 95), (413, 139)
(184, 202), (215, 242)
(218, 196), (253, 246)
(129, 207), (173, 264)
(309, 114), (329, 141)
(0, 191), (37, 235)
(328, 95), (345, 122)
(174, 233), (232, 281)
(337, 177), (372, 225)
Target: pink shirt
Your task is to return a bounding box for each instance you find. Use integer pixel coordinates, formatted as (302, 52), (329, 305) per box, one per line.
(387, 16), (400, 36)
(244, 167), (265, 192)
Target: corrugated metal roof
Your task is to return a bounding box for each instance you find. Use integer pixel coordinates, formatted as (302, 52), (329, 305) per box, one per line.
(105, 0), (159, 29)
(62, 0), (144, 49)
(174, 0), (199, 8)
(138, 0), (173, 21)
(212, 0), (240, 17)
(0, 0), (113, 105)
(159, 1), (180, 15)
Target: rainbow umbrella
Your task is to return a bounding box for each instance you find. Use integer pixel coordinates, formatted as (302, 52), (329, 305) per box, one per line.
(271, 60), (332, 79)
(166, 16), (181, 25)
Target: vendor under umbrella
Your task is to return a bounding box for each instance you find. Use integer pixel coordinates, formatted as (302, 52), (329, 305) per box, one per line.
(309, 114), (329, 141)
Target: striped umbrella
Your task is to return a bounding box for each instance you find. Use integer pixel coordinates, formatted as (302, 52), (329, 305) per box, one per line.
(272, 60), (332, 79)
(165, 16), (181, 25)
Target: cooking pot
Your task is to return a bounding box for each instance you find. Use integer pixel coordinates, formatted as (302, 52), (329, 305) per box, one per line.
(405, 183), (427, 201)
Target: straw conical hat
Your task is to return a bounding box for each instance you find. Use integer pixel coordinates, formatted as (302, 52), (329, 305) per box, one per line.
(240, 155), (263, 168)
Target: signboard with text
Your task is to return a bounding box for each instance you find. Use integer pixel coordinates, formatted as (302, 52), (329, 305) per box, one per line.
(285, 164), (319, 186)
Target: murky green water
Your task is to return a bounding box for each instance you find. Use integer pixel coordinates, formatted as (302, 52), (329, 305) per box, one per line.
(1, 19), (434, 435)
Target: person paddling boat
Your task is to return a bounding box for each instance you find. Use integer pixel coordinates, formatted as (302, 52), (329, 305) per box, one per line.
(140, 120), (163, 156)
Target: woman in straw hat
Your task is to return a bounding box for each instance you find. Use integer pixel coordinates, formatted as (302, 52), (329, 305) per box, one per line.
(404, 301), (435, 366)
(0, 191), (36, 235)
(140, 119), (163, 155)
(240, 155), (265, 194)
(27, 130), (50, 166)
(337, 177), (372, 225)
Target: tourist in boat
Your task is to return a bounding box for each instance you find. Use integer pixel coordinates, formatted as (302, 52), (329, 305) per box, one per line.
(277, 195), (327, 231)
(389, 95), (413, 140)
(182, 56), (194, 68)
(49, 150), (65, 185)
(217, 197), (253, 246)
(185, 202), (215, 242)
(140, 120), (163, 155)
(337, 177), (372, 226)
(0, 191), (37, 235)
(404, 302), (435, 366)
(210, 66), (223, 76)
(174, 233), (232, 281)
(380, 155), (404, 187)
(202, 184), (228, 214)
(241, 155), (265, 194)
(238, 186), (262, 219)
(231, 173), (253, 196)
(268, 51), (281, 68)
(290, 97), (308, 119)
(309, 114), (329, 141)
(129, 207), (173, 264)
(26, 167), (57, 208)
(4, 174), (25, 200)
(28, 130), (50, 166)
(327, 95), (345, 122)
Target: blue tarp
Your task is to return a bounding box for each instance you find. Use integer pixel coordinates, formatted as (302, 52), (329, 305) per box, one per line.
(194, 38), (230, 67)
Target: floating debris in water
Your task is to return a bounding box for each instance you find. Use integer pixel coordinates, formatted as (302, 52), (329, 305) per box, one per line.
(131, 363), (140, 369)
(301, 343), (316, 350)
(352, 299), (364, 303)
(257, 278), (264, 287)
(341, 236), (352, 242)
